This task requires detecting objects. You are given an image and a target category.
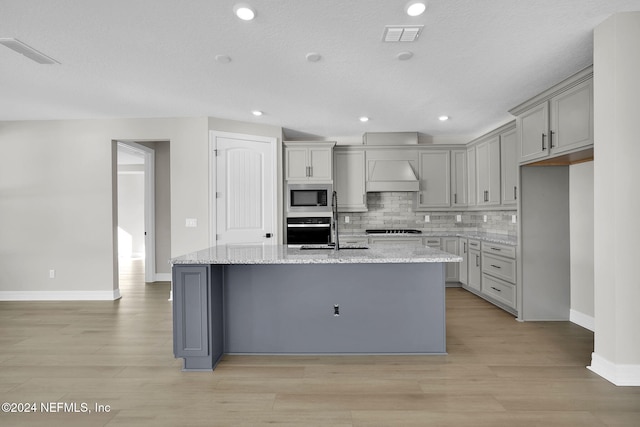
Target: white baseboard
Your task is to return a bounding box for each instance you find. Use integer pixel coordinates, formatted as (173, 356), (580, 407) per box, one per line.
(570, 309), (595, 331)
(154, 273), (171, 282)
(588, 352), (640, 386)
(0, 290), (121, 301)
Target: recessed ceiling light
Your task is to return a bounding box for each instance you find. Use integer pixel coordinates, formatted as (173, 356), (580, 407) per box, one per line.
(305, 52), (322, 62)
(406, 1), (427, 17)
(234, 4), (255, 21)
(215, 55), (231, 64)
(396, 51), (414, 61)
(359, 117), (369, 123)
(252, 110), (263, 116)
(439, 115), (449, 121)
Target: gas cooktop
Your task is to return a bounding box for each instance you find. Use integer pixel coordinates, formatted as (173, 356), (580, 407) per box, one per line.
(366, 229), (422, 234)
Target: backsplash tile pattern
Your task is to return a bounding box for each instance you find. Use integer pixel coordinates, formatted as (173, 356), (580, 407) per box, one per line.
(339, 192), (517, 237)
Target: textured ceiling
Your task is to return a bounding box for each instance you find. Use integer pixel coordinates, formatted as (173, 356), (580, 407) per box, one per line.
(1, 0), (639, 141)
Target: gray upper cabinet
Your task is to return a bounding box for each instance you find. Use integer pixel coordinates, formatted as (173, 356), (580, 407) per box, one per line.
(475, 136), (501, 206)
(451, 150), (468, 207)
(511, 66), (593, 165)
(466, 145), (477, 207)
(416, 150), (451, 209)
(549, 79), (593, 155)
(500, 127), (518, 206)
(334, 148), (367, 212)
(284, 142), (335, 182)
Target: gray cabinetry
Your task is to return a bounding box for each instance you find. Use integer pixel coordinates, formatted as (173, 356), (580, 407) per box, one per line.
(369, 236), (423, 246)
(285, 142), (335, 181)
(173, 265), (224, 371)
(459, 238), (468, 285)
(466, 146), (477, 206)
(334, 148), (367, 211)
(442, 237), (459, 283)
(511, 67), (593, 165)
(480, 241), (517, 313)
(467, 240), (481, 292)
(476, 136), (501, 206)
(451, 150), (468, 207)
(416, 150), (451, 208)
(500, 127), (518, 206)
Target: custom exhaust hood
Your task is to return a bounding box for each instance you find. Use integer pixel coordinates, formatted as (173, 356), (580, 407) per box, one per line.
(363, 132), (420, 192)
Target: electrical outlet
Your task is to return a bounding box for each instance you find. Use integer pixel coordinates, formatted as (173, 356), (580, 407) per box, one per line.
(483, 215), (488, 223)
(185, 218), (197, 228)
(512, 215), (517, 224)
(456, 215), (462, 222)
(424, 215), (430, 223)
(345, 216), (350, 223)
(49, 269), (55, 279)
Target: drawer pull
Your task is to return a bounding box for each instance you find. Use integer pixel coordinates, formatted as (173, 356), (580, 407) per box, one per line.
(490, 247), (501, 251)
(491, 286), (502, 292)
(490, 264), (502, 269)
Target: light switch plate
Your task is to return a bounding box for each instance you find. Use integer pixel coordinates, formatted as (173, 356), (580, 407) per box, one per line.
(424, 215), (430, 223)
(483, 215), (488, 223)
(185, 218), (197, 228)
(456, 215), (462, 222)
(512, 215), (517, 224)
(345, 216), (350, 223)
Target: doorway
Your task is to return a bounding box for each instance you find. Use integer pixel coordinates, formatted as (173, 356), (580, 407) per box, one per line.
(209, 131), (278, 246)
(117, 142), (155, 284)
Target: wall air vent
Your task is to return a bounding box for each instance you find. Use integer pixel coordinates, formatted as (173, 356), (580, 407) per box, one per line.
(382, 25), (424, 42)
(0, 38), (60, 64)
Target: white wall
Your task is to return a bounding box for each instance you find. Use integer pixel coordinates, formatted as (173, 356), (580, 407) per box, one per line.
(0, 117), (209, 298)
(569, 161), (594, 330)
(591, 12), (640, 385)
(0, 116), (283, 299)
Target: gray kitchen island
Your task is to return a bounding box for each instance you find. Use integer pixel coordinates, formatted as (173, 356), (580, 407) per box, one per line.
(171, 244), (461, 371)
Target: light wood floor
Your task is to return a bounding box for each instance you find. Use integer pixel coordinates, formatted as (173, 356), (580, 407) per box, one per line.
(1, 259), (639, 426)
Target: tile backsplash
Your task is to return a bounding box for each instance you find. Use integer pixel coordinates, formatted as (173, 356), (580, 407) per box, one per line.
(338, 192), (517, 237)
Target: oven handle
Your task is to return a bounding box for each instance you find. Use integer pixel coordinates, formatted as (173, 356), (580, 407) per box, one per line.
(287, 224), (331, 228)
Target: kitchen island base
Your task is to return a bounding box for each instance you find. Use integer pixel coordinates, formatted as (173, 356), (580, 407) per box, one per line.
(173, 262), (446, 371)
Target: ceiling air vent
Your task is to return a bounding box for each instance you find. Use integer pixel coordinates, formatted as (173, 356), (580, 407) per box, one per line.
(0, 38), (60, 64)
(382, 25), (424, 42)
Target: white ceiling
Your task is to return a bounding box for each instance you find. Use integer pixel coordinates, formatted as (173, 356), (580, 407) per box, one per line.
(1, 0), (639, 141)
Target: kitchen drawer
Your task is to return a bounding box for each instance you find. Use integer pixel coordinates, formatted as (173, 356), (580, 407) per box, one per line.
(481, 242), (515, 259)
(369, 237), (423, 246)
(468, 239), (481, 250)
(482, 253), (516, 283)
(423, 237), (441, 248)
(482, 274), (516, 309)
(341, 237), (368, 245)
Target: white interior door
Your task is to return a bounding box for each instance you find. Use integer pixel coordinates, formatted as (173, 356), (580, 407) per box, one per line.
(211, 132), (276, 246)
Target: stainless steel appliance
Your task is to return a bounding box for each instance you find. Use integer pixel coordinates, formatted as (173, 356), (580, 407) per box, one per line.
(287, 183), (332, 213)
(366, 229), (422, 234)
(287, 217), (332, 245)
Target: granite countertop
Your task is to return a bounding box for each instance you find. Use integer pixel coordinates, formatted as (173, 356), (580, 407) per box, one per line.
(343, 231), (517, 246)
(171, 243), (462, 266)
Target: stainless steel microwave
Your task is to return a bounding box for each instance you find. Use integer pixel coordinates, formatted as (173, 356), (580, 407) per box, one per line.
(287, 183), (333, 213)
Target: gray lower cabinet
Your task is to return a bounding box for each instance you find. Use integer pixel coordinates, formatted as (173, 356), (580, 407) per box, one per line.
(467, 242), (481, 292)
(442, 237), (459, 283)
(459, 238), (468, 285)
(172, 265), (224, 371)
(480, 242), (517, 314)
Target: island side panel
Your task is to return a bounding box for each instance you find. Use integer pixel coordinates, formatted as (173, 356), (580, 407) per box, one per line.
(172, 265), (224, 371)
(223, 263), (446, 354)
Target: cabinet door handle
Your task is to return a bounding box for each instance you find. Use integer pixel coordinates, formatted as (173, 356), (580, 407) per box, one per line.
(476, 255), (480, 267)
(463, 242), (467, 254)
(514, 186), (517, 200)
(541, 133), (546, 150)
(549, 130), (555, 148)
(420, 194), (423, 204)
(362, 194), (366, 204)
(309, 166), (313, 177)
(454, 193), (458, 204)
